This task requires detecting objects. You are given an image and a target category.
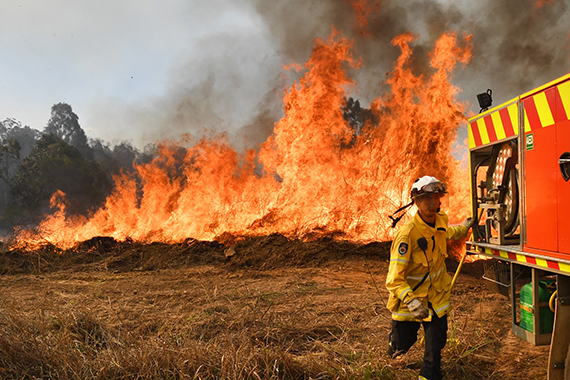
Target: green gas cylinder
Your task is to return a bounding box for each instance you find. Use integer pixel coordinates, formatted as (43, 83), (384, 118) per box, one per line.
(519, 280), (555, 334)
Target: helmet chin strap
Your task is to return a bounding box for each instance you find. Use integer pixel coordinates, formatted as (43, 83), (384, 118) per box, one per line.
(388, 200), (414, 228)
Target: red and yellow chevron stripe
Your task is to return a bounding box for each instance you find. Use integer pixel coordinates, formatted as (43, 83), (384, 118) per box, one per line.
(468, 100), (518, 149)
(523, 78), (570, 133)
(467, 72), (570, 150)
(466, 243), (570, 276)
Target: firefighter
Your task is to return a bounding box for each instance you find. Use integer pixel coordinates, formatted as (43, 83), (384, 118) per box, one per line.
(385, 175), (474, 380)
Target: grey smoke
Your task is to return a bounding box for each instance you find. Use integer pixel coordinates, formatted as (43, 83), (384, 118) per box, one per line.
(96, 0), (570, 151)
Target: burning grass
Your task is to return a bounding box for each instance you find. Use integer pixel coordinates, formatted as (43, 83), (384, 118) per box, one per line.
(0, 236), (549, 379)
(11, 27), (473, 251)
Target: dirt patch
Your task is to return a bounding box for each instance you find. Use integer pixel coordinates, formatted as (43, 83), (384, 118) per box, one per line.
(0, 235), (549, 379)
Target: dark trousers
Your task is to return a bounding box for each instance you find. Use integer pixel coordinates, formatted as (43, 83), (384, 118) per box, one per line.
(388, 313), (448, 380)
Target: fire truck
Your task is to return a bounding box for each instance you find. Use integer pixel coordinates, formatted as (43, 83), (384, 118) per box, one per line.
(466, 72), (570, 379)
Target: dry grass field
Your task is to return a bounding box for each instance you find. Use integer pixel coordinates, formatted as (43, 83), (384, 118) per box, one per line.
(0, 235), (549, 379)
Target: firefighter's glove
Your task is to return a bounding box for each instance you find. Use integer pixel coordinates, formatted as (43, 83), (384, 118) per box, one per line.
(406, 298), (429, 319)
(462, 217), (474, 229)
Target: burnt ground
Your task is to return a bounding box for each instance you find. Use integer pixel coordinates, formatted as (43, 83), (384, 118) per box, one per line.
(0, 234), (550, 379)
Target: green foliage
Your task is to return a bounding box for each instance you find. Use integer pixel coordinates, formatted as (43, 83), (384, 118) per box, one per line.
(0, 105), (154, 228)
(44, 103), (92, 159)
(0, 108), (154, 228)
(0, 119), (41, 229)
(0, 138), (21, 185)
(90, 139), (154, 177)
(9, 134), (111, 223)
(0, 118), (39, 158)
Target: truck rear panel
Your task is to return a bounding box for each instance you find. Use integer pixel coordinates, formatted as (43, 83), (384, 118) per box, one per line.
(466, 72), (570, 380)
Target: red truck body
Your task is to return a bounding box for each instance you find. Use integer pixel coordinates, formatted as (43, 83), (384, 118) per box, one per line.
(466, 72), (570, 380)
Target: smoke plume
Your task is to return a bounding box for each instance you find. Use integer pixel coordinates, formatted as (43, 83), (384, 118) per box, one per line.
(96, 0), (570, 150)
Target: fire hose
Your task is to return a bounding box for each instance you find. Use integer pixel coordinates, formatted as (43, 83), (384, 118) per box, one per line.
(550, 290), (558, 313)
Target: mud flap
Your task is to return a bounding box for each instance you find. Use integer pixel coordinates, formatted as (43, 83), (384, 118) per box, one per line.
(548, 275), (570, 380)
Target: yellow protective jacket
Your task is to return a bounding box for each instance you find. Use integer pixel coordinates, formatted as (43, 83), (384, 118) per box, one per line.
(385, 211), (468, 322)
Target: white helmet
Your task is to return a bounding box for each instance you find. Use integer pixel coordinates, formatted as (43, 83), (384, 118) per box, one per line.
(411, 176), (447, 199)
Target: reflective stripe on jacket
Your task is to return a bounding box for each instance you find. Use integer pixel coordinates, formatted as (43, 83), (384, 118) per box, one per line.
(385, 211), (468, 322)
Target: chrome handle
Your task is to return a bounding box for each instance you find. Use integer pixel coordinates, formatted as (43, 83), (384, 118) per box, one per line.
(560, 159), (570, 164)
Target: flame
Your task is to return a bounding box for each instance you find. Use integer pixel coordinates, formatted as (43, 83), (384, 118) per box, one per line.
(534, 0), (560, 8)
(13, 29), (473, 250)
(345, 0), (383, 35)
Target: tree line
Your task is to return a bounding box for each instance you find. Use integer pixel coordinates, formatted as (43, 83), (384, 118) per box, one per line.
(0, 103), (155, 233)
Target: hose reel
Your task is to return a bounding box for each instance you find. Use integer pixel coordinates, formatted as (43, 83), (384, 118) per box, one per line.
(475, 140), (520, 245)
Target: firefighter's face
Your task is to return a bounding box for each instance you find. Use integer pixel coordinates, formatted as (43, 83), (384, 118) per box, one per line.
(415, 193), (443, 220)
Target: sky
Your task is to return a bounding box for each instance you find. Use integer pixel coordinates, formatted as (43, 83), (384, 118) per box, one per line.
(0, 0), (569, 150)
